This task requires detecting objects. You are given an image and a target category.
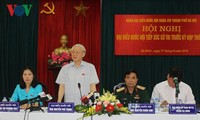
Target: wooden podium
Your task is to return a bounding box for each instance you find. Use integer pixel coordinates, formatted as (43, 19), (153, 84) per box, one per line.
(48, 66), (61, 102)
(48, 66), (61, 79)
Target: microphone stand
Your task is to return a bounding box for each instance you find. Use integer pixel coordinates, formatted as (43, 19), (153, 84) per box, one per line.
(23, 103), (30, 120)
(175, 92), (178, 104)
(25, 100), (44, 113)
(175, 84), (180, 104)
(174, 78), (180, 104)
(91, 111), (93, 120)
(86, 100), (93, 120)
(78, 83), (83, 105)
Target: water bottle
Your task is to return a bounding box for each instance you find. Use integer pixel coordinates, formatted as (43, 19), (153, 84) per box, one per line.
(150, 98), (155, 104)
(154, 98), (160, 112)
(2, 97), (8, 102)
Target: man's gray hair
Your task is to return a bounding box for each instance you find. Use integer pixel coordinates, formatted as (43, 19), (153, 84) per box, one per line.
(71, 44), (86, 53)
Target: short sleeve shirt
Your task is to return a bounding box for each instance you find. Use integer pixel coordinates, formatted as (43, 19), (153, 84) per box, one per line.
(56, 61), (99, 105)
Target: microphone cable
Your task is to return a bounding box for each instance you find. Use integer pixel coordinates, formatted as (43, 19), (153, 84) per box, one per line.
(26, 110), (30, 120)
(23, 103), (30, 120)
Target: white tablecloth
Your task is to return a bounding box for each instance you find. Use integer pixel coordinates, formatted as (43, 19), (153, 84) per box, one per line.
(0, 109), (199, 120)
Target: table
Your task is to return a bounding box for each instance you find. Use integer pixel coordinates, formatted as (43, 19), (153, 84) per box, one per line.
(0, 109), (199, 120)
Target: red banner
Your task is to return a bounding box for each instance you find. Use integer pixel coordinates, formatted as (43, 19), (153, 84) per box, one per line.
(115, 15), (200, 55)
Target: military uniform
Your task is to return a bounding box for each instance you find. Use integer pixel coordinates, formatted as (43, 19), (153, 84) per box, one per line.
(115, 85), (150, 107)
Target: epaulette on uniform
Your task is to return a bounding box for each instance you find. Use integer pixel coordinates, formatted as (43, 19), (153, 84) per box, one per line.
(116, 87), (125, 93)
(137, 85), (145, 90)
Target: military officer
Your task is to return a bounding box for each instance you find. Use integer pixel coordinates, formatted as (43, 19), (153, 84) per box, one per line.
(115, 70), (149, 107)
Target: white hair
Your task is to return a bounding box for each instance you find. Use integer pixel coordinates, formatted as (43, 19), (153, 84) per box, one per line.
(71, 44), (86, 53)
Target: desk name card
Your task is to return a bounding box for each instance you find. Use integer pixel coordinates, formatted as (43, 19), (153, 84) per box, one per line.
(48, 102), (74, 113)
(169, 104), (196, 114)
(128, 103), (155, 114)
(0, 102), (19, 112)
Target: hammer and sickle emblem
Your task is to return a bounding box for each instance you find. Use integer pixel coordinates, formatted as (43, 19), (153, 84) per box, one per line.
(40, 2), (55, 14)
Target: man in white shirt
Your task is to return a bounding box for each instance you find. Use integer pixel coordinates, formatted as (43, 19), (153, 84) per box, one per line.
(56, 44), (99, 105)
(151, 68), (195, 107)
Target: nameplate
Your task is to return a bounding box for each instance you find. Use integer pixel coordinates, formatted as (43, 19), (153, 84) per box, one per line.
(0, 102), (20, 112)
(48, 102), (74, 113)
(169, 104), (196, 114)
(128, 103), (155, 114)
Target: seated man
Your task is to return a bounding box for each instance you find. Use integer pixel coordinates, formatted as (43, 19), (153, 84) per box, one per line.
(115, 70), (149, 107)
(151, 67), (195, 108)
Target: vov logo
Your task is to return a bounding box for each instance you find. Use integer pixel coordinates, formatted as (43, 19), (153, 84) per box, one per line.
(7, 4), (32, 16)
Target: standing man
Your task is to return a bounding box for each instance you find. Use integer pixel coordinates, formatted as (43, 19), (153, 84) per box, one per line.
(151, 68), (195, 107)
(56, 44), (99, 105)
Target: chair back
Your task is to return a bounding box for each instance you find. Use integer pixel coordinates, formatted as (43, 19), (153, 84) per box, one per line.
(113, 82), (126, 93)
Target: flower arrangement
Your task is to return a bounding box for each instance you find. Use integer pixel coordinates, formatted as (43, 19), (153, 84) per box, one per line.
(75, 90), (131, 119)
(48, 51), (72, 67)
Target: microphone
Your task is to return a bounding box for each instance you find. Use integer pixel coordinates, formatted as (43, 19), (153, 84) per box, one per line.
(174, 77), (180, 94)
(174, 77), (180, 104)
(30, 92), (53, 102)
(81, 92), (93, 105)
(28, 92), (46, 102)
(78, 83), (83, 101)
(89, 91), (100, 103)
(46, 94), (53, 101)
(93, 92), (100, 100)
(19, 99), (29, 105)
(19, 95), (41, 105)
(39, 94), (53, 102)
(174, 77), (178, 83)
(28, 96), (40, 102)
(19, 92), (53, 105)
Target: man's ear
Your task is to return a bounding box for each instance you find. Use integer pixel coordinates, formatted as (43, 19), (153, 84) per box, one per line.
(82, 52), (85, 57)
(167, 74), (170, 79)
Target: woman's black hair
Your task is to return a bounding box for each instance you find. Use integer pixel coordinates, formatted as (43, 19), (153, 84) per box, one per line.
(19, 67), (39, 89)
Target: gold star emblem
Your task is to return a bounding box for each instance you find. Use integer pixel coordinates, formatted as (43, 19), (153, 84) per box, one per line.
(74, 1), (89, 17)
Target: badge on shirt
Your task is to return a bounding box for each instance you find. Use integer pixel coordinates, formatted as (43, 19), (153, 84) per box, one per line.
(81, 73), (85, 76)
(134, 94), (140, 100)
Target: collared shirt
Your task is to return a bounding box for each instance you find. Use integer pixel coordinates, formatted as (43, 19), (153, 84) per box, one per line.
(56, 61), (99, 105)
(10, 84), (43, 102)
(151, 80), (195, 104)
